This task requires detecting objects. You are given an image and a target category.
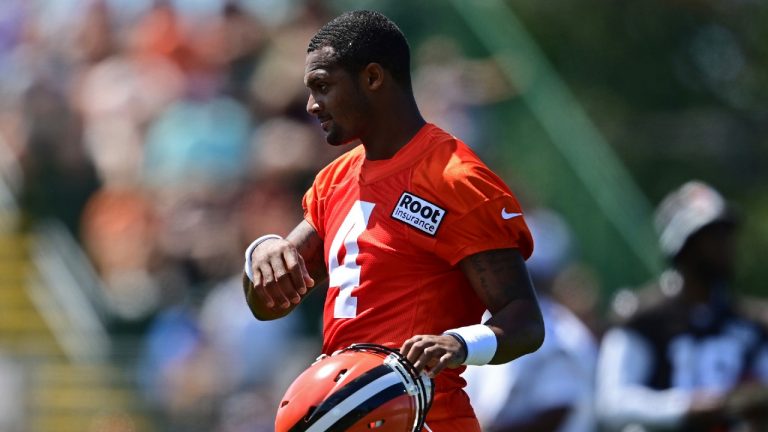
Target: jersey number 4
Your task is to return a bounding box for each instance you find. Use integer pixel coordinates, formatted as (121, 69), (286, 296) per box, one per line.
(328, 200), (375, 318)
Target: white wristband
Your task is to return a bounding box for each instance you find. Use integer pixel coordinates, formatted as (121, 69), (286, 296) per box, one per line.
(444, 324), (497, 366)
(243, 234), (283, 283)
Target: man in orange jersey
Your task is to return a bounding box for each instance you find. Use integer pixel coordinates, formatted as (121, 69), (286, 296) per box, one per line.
(243, 10), (544, 431)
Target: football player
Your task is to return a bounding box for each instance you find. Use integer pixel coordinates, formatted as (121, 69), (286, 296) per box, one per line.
(243, 10), (544, 432)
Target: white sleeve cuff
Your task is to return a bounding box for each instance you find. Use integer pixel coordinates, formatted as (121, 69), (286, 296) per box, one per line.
(444, 324), (498, 366)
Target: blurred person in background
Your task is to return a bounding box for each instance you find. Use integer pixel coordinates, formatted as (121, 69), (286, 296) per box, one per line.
(137, 271), (305, 432)
(412, 35), (514, 153)
(242, 10), (543, 431)
(465, 208), (598, 432)
(80, 186), (161, 325)
(18, 78), (100, 238)
(596, 181), (768, 432)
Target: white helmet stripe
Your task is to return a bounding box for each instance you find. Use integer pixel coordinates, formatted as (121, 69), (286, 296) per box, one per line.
(305, 371), (403, 432)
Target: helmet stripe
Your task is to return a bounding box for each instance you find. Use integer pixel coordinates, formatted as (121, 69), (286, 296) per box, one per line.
(290, 364), (393, 432)
(293, 370), (404, 432)
(327, 384), (406, 431)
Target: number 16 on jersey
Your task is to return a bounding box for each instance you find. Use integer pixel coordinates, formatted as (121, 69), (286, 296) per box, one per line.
(328, 201), (375, 318)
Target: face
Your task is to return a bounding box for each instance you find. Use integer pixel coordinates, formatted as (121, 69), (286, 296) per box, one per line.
(304, 47), (370, 146)
(678, 222), (738, 280)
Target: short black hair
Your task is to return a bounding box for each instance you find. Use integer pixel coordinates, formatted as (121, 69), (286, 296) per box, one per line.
(308, 10), (412, 90)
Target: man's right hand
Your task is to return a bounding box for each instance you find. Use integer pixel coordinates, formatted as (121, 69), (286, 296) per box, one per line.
(246, 238), (315, 311)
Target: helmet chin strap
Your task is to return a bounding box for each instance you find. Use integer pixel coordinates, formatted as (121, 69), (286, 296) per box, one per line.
(383, 353), (433, 431)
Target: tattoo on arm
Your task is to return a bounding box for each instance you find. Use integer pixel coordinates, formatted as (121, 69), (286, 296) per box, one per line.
(460, 248), (544, 362)
(462, 249), (535, 314)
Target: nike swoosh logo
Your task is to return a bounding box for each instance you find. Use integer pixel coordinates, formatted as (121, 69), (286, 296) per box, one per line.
(501, 208), (523, 220)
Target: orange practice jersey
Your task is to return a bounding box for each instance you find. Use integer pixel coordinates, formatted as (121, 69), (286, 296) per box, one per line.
(302, 123), (533, 422)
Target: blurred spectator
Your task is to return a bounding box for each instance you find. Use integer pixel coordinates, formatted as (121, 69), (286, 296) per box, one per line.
(218, 2), (268, 100)
(73, 0), (115, 64)
(550, 261), (603, 338)
(465, 208), (598, 432)
(137, 274), (305, 432)
(597, 181), (768, 431)
(198, 275), (301, 392)
(237, 177), (305, 243)
(73, 1), (185, 188)
(412, 35), (513, 151)
(18, 81), (100, 237)
(250, 117), (325, 178)
(136, 304), (212, 431)
(142, 92), (252, 187)
(246, 6), (322, 119)
(80, 185), (160, 322)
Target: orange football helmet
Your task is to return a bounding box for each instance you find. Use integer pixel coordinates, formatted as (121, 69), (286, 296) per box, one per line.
(275, 344), (434, 432)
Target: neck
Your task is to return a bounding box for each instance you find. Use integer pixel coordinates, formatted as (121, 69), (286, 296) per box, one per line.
(677, 265), (727, 306)
(360, 94), (425, 160)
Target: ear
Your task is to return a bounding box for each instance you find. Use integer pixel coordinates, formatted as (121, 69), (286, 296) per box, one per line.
(361, 63), (385, 91)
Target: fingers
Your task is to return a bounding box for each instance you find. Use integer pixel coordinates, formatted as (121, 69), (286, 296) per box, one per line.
(401, 337), (416, 365)
(400, 335), (464, 378)
(400, 335), (424, 367)
(411, 345), (449, 377)
(283, 249), (313, 295)
(298, 254), (315, 288)
(269, 254), (299, 307)
(248, 241), (311, 310)
(258, 260), (289, 308)
(428, 352), (455, 378)
(412, 346), (440, 374)
(248, 272), (276, 309)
